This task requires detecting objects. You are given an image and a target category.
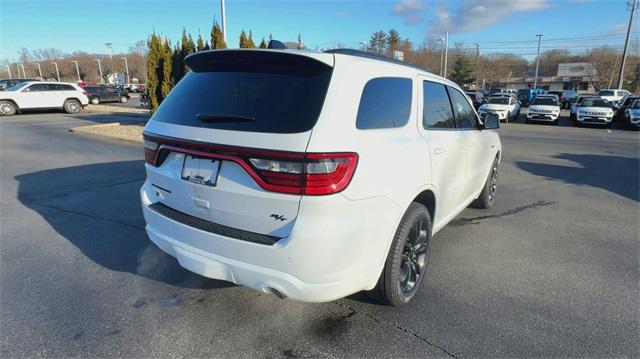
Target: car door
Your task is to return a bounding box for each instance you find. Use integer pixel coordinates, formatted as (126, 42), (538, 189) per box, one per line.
(417, 77), (468, 223)
(447, 86), (492, 197)
(19, 84), (52, 108)
(103, 87), (118, 102)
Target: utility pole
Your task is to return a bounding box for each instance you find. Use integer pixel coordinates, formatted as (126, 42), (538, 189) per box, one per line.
(617, 0), (638, 89)
(95, 59), (104, 83)
(220, 0), (227, 44)
(72, 61), (81, 81)
(474, 43), (480, 89)
(443, 31), (449, 79)
(533, 34), (543, 89)
(438, 38), (445, 76)
(121, 57), (130, 84)
(35, 63), (42, 79)
(6, 65), (11, 78)
(105, 42), (114, 78)
(52, 62), (60, 82)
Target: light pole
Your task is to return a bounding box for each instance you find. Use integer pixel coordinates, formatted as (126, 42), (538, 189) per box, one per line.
(437, 38), (445, 77)
(443, 31), (449, 79)
(35, 63), (43, 79)
(358, 42), (367, 52)
(220, 0), (227, 44)
(52, 62), (60, 82)
(617, 0), (638, 89)
(105, 42), (114, 78)
(534, 34), (543, 89)
(120, 57), (130, 84)
(95, 59), (104, 83)
(6, 65), (11, 78)
(18, 63), (26, 78)
(72, 61), (81, 81)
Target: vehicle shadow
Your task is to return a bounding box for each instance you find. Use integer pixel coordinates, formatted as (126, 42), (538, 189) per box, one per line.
(15, 160), (233, 290)
(516, 153), (640, 202)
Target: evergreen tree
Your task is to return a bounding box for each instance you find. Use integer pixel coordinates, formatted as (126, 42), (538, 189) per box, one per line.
(146, 34), (161, 113)
(387, 29), (401, 52)
(210, 20), (227, 49)
(449, 55), (474, 85)
(196, 33), (205, 51)
(297, 34), (303, 49)
(247, 30), (256, 48)
(182, 33), (196, 74)
(203, 40), (210, 50)
(171, 44), (182, 86)
(259, 37), (268, 49)
(239, 30), (250, 48)
(369, 30), (387, 54)
(160, 37), (173, 99)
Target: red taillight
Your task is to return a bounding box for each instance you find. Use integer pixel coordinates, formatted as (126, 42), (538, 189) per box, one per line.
(82, 91), (88, 96)
(142, 134), (358, 196)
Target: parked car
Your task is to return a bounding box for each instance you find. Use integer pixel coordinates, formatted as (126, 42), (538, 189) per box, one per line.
(83, 85), (130, 104)
(517, 88), (544, 107)
(139, 48), (502, 306)
(623, 99), (640, 130)
(570, 95), (599, 121)
(0, 81), (89, 116)
(574, 97), (615, 127)
(0, 78), (38, 91)
(615, 95), (640, 122)
(478, 96), (520, 122)
(526, 96), (561, 125)
(464, 90), (482, 109)
(597, 89), (631, 107)
(560, 90), (579, 109)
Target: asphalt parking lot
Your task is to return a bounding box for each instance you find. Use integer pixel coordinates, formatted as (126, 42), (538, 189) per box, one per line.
(1, 111), (638, 358)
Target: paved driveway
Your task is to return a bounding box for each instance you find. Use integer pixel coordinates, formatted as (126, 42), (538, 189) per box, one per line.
(1, 113), (638, 358)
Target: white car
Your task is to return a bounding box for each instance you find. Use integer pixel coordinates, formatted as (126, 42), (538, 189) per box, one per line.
(478, 96), (520, 123)
(598, 89), (630, 107)
(140, 48), (502, 306)
(624, 99), (640, 129)
(575, 97), (615, 127)
(526, 96), (561, 125)
(0, 81), (89, 116)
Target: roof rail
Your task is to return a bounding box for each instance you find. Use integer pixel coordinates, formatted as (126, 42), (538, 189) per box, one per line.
(324, 48), (431, 74)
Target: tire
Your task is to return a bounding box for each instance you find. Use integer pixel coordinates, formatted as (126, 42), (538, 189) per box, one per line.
(370, 203), (432, 306)
(0, 100), (17, 116)
(90, 97), (100, 105)
(471, 156), (499, 209)
(63, 99), (82, 114)
(120, 96), (128, 103)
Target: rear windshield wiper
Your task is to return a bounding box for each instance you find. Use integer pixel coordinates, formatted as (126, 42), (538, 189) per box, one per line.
(196, 114), (256, 123)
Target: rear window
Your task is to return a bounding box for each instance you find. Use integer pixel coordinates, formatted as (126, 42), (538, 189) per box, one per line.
(152, 51), (333, 134)
(488, 97), (509, 104)
(356, 77), (412, 129)
(582, 99), (611, 108)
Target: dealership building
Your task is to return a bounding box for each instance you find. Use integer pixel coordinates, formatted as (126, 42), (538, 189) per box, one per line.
(498, 63), (598, 93)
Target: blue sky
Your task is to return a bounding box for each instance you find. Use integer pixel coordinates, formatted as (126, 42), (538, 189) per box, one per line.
(0, 0), (635, 61)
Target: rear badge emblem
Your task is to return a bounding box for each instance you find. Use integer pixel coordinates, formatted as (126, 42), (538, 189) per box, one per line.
(270, 214), (287, 221)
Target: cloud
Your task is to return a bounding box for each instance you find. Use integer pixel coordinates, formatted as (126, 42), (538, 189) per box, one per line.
(428, 0), (550, 36)
(392, 0), (427, 25)
(336, 10), (348, 17)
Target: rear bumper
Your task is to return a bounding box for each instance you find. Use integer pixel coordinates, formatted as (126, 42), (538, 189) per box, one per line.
(140, 181), (400, 302)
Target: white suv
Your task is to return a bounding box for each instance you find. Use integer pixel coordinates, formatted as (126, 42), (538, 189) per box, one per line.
(575, 97), (615, 127)
(478, 96), (520, 123)
(526, 95), (561, 125)
(0, 81), (89, 116)
(140, 49), (502, 306)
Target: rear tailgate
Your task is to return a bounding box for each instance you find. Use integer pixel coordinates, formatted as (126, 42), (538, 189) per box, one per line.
(143, 50), (334, 239)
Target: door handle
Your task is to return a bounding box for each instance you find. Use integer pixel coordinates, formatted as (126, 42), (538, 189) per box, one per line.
(433, 148), (446, 155)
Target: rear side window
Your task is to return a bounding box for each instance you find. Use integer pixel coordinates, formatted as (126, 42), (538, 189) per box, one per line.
(152, 51), (333, 134)
(356, 77), (412, 129)
(447, 86), (478, 129)
(423, 81), (455, 129)
(25, 84), (50, 92)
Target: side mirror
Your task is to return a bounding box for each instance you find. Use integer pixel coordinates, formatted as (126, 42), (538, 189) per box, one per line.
(483, 113), (500, 130)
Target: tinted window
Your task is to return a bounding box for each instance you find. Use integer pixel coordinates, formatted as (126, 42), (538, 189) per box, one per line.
(582, 99), (611, 108)
(422, 81), (455, 129)
(448, 87), (478, 129)
(152, 52), (333, 134)
(59, 84), (76, 91)
(488, 97), (509, 104)
(598, 90), (614, 96)
(85, 86), (101, 93)
(25, 84), (50, 92)
(356, 77), (412, 129)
